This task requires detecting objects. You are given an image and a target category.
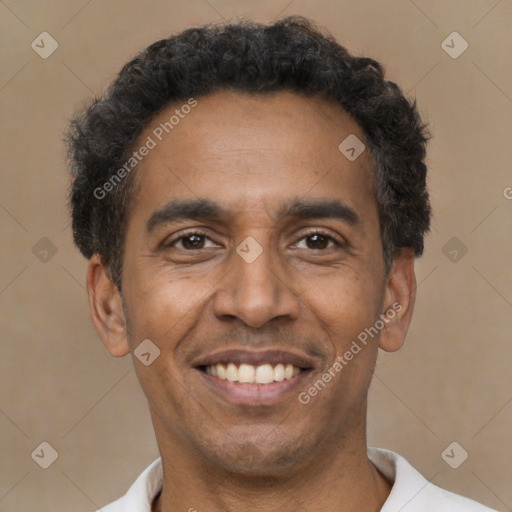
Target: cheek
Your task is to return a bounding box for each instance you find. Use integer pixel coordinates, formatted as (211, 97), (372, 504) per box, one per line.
(304, 266), (382, 342)
(123, 271), (210, 413)
(307, 275), (380, 399)
(300, 269), (383, 402)
(124, 264), (215, 342)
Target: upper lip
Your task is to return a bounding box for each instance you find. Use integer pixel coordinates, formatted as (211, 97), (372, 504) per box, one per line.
(192, 349), (316, 369)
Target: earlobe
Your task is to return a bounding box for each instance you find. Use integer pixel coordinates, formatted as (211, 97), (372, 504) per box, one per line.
(86, 254), (131, 357)
(378, 250), (417, 353)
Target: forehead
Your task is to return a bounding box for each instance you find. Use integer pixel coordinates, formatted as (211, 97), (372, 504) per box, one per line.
(128, 89), (376, 224)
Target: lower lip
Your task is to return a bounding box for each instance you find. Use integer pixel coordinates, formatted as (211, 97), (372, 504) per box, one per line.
(196, 368), (313, 406)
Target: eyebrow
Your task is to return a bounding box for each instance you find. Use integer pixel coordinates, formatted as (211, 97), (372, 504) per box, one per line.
(145, 197), (360, 235)
(146, 199), (229, 235)
(278, 197), (359, 225)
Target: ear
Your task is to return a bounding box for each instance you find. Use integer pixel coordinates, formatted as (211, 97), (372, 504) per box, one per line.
(378, 249), (417, 353)
(86, 253), (130, 357)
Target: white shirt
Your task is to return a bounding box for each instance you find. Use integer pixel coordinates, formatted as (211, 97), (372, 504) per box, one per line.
(97, 447), (498, 511)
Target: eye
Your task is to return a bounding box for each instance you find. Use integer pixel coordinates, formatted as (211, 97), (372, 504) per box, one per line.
(166, 231), (219, 250)
(164, 229), (345, 252)
(294, 230), (343, 250)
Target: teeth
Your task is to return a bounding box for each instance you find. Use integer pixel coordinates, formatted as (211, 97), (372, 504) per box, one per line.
(273, 363), (285, 382)
(226, 363), (238, 382)
(255, 364), (274, 384)
(238, 364), (255, 383)
(204, 362), (303, 384)
(217, 364), (226, 379)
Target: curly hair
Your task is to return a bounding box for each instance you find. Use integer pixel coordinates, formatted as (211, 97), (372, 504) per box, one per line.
(65, 15), (431, 292)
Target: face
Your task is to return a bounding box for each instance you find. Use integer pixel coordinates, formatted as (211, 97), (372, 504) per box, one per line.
(88, 90), (416, 476)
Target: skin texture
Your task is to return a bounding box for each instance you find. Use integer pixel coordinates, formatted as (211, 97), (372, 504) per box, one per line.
(86, 90), (417, 512)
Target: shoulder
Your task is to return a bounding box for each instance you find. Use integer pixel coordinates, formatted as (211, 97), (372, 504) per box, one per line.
(95, 457), (163, 512)
(368, 447), (498, 512)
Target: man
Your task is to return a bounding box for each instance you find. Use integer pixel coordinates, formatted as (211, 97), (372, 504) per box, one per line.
(65, 15), (497, 512)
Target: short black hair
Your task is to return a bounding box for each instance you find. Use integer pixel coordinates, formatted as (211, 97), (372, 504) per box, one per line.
(65, 15), (431, 292)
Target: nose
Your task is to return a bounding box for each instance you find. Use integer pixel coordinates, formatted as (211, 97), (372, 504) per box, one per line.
(212, 239), (301, 328)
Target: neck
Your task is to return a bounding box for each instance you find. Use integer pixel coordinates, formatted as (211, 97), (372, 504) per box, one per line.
(151, 408), (391, 512)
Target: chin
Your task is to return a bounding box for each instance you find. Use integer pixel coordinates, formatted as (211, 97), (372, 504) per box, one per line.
(197, 430), (317, 477)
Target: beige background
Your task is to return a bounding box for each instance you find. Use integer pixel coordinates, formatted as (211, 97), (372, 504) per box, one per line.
(1, 0), (511, 510)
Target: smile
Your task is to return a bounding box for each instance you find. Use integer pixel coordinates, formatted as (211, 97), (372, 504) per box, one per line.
(192, 348), (316, 405)
(203, 362), (302, 384)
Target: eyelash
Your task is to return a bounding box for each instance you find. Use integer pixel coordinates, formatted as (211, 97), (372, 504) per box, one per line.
(165, 229), (344, 251)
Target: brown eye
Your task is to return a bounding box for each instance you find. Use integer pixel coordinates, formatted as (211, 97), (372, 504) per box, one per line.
(166, 231), (217, 250)
(294, 230), (341, 250)
(180, 234), (206, 249)
(305, 233), (331, 249)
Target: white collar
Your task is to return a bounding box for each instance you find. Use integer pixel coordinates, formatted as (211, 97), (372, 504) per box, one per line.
(100, 447), (496, 511)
